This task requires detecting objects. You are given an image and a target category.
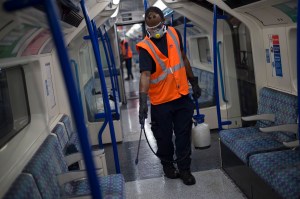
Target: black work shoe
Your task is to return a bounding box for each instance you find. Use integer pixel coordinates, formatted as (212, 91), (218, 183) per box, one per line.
(124, 77), (130, 81)
(180, 170), (196, 185)
(163, 165), (180, 179)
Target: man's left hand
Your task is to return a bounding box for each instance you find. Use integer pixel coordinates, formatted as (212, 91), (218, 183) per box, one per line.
(190, 77), (201, 99)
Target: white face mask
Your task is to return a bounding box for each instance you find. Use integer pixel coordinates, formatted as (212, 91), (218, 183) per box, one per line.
(146, 22), (166, 39)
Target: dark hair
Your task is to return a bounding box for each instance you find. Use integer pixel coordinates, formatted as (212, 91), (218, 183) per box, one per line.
(145, 6), (164, 20)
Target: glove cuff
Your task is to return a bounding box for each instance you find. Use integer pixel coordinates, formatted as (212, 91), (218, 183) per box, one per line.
(189, 77), (198, 87)
(139, 92), (148, 103)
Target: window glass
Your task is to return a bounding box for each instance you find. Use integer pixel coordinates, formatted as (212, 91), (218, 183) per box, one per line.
(0, 66), (30, 148)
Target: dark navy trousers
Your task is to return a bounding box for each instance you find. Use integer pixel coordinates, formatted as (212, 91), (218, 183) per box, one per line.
(150, 95), (194, 171)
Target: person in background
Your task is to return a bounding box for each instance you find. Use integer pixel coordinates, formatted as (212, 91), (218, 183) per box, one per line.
(137, 7), (201, 185)
(121, 39), (134, 80)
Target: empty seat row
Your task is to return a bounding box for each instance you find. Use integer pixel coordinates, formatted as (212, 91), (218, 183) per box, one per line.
(56, 114), (107, 173)
(219, 87), (299, 199)
(220, 87), (298, 164)
(3, 134), (125, 199)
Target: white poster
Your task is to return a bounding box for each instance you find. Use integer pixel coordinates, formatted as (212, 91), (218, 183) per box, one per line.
(45, 62), (56, 109)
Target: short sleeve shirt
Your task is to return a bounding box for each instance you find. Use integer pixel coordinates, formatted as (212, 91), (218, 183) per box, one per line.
(139, 27), (183, 73)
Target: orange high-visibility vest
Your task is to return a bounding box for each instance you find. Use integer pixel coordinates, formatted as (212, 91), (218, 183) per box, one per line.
(121, 40), (132, 59)
(136, 26), (189, 105)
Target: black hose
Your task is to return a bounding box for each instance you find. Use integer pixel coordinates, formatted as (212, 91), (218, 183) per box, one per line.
(141, 126), (191, 164)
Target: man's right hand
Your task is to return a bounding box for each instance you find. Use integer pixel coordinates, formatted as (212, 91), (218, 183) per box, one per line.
(139, 92), (148, 127)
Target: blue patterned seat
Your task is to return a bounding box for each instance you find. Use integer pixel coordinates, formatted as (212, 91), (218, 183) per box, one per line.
(3, 173), (42, 199)
(59, 114), (81, 152)
(249, 149), (300, 199)
(64, 174), (125, 198)
(51, 123), (69, 153)
(219, 87), (297, 163)
(22, 135), (125, 198)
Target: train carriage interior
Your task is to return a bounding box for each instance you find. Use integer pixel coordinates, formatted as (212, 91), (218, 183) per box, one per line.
(0, 0), (299, 198)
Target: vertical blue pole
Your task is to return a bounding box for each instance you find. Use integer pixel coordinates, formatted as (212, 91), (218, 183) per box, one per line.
(297, 0), (300, 141)
(80, 0), (120, 173)
(213, 5), (222, 130)
(44, 2), (102, 198)
(97, 26), (119, 117)
(144, 0), (148, 11)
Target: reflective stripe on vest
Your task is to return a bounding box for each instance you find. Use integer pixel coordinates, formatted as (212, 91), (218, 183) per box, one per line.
(140, 29), (185, 84)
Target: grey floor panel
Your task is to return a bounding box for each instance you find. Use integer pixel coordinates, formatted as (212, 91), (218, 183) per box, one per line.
(125, 169), (246, 199)
(103, 131), (221, 182)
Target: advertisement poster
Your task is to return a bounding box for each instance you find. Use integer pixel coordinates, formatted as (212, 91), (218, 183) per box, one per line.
(0, 24), (38, 58)
(268, 34), (283, 77)
(21, 29), (51, 56)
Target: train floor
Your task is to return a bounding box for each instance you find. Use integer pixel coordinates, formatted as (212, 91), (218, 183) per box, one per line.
(103, 66), (246, 199)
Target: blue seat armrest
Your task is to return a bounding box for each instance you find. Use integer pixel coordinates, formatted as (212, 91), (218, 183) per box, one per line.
(242, 114), (275, 122)
(64, 149), (105, 166)
(283, 140), (299, 148)
(57, 169), (103, 186)
(259, 124), (298, 134)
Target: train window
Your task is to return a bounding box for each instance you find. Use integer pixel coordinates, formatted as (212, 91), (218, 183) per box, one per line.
(0, 66), (30, 148)
(197, 37), (211, 64)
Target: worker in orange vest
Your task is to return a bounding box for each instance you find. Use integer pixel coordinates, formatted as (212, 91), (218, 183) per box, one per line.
(121, 39), (134, 80)
(137, 7), (201, 185)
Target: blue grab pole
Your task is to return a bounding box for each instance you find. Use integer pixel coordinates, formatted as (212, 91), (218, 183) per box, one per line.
(103, 25), (121, 103)
(297, 0), (300, 141)
(144, 0), (148, 11)
(3, 0), (103, 198)
(183, 16), (202, 121)
(213, 5), (232, 130)
(213, 5), (223, 130)
(97, 26), (119, 118)
(80, 0), (120, 173)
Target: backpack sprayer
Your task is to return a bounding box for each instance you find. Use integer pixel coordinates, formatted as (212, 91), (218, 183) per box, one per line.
(135, 96), (211, 165)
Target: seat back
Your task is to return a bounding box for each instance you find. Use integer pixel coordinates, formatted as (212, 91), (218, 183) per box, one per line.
(3, 173), (42, 199)
(23, 135), (68, 198)
(51, 123), (69, 152)
(59, 114), (81, 152)
(256, 87), (298, 128)
(59, 114), (74, 137)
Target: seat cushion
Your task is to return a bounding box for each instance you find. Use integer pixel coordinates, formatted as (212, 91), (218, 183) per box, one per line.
(63, 174), (125, 199)
(219, 127), (259, 146)
(229, 135), (288, 163)
(249, 150), (300, 199)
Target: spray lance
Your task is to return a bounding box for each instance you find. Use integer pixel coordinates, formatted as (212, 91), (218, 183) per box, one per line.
(135, 95), (203, 165)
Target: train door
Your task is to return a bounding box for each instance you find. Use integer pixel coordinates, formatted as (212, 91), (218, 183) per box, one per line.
(221, 15), (257, 128)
